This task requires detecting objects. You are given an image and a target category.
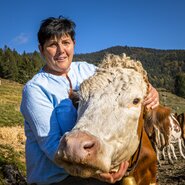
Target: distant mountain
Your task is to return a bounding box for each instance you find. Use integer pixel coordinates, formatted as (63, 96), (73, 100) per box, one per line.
(74, 45), (185, 97)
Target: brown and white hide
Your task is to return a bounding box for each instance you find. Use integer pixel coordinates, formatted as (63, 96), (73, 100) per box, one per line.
(144, 105), (185, 164)
(55, 54), (157, 185)
(176, 112), (185, 140)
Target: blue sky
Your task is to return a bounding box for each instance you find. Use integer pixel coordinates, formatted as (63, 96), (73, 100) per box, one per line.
(0, 0), (185, 54)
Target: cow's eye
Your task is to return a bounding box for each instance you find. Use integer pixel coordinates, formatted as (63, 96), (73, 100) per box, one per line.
(133, 98), (140, 105)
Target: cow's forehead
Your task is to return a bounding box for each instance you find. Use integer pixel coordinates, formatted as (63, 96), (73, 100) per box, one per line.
(80, 68), (147, 101)
(77, 68), (146, 131)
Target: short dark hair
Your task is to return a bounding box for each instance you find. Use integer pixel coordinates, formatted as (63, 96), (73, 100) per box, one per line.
(38, 16), (76, 48)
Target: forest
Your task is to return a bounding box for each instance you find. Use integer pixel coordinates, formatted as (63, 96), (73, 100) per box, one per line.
(0, 45), (185, 98)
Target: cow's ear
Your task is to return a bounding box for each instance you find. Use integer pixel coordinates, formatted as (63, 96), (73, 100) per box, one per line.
(144, 120), (154, 137)
(144, 110), (154, 137)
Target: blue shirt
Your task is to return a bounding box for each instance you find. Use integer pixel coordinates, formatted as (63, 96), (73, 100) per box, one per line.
(20, 61), (96, 185)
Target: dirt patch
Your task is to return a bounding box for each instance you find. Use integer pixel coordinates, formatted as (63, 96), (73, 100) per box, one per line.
(157, 143), (185, 185)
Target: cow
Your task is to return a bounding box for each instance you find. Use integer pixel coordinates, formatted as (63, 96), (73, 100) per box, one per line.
(144, 106), (185, 164)
(54, 53), (157, 185)
(176, 112), (185, 141)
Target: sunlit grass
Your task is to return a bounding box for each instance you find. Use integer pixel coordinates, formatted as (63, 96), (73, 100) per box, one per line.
(0, 79), (24, 127)
(158, 88), (185, 114)
(0, 79), (26, 183)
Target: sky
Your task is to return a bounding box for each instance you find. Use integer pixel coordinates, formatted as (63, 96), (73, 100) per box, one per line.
(0, 0), (185, 54)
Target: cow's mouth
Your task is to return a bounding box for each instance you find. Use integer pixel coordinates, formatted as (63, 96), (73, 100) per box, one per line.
(55, 158), (105, 178)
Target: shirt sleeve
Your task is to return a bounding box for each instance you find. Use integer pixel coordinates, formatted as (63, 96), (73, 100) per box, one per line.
(78, 62), (97, 79)
(21, 84), (77, 161)
(55, 99), (77, 135)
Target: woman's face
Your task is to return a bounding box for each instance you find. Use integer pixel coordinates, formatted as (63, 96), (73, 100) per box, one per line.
(39, 34), (75, 76)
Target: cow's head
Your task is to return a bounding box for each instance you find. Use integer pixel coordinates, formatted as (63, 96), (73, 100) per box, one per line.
(54, 54), (149, 177)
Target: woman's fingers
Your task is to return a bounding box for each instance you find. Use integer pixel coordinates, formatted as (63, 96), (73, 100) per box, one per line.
(144, 84), (159, 109)
(99, 161), (129, 183)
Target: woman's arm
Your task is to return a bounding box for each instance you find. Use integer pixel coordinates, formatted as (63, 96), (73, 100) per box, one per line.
(21, 85), (67, 161)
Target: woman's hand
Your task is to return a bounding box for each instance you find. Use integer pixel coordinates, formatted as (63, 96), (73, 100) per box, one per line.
(143, 84), (159, 109)
(94, 161), (129, 184)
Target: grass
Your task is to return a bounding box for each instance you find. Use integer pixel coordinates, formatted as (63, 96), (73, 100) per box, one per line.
(0, 143), (26, 185)
(0, 79), (25, 184)
(0, 78), (24, 127)
(158, 88), (185, 114)
(0, 144), (26, 174)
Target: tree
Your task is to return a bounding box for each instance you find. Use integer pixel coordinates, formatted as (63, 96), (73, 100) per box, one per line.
(0, 47), (18, 80)
(175, 73), (185, 98)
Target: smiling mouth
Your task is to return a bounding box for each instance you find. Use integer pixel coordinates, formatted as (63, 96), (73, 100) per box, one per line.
(57, 58), (67, 61)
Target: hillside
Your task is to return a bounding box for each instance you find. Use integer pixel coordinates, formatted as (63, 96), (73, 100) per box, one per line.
(159, 88), (185, 114)
(0, 78), (185, 184)
(73, 46), (185, 97)
(0, 78), (24, 127)
(1, 46), (185, 98)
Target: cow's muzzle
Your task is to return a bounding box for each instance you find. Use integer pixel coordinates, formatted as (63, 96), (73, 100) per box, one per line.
(56, 130), (100, 162)
(54, 130), (110, 177)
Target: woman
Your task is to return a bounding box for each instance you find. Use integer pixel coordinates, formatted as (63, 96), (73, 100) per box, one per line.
(21, 16), (159, 185)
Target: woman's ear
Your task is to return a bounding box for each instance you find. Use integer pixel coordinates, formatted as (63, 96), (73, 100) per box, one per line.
(38, 44), (43, 55)
(38, 45), (45, 61)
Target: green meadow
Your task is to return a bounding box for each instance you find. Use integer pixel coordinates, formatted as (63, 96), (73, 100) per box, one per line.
(0, 79), (24, 127)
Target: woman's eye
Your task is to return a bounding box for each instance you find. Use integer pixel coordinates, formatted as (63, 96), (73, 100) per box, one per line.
(63, 41), (70, 45)
(133, 98), (140, 105)
(49, 43), (57, 48)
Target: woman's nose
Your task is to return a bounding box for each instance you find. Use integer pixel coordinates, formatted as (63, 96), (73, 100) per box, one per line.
(57, 44), (64, 54)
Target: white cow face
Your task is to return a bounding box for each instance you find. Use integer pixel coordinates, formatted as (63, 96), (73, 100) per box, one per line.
(55, 66), (148, 177)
